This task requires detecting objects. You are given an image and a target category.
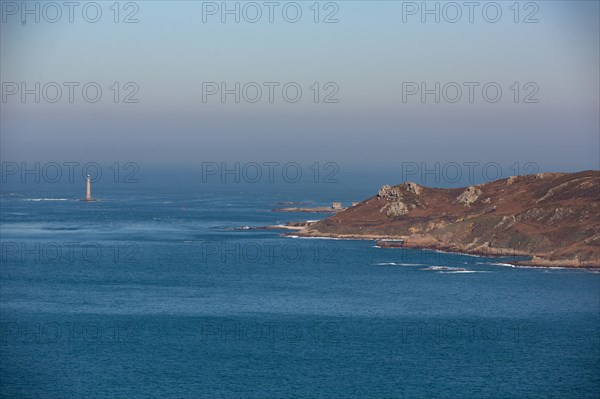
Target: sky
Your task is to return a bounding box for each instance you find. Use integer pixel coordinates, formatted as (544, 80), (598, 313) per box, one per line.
(1, 1), (599, 183)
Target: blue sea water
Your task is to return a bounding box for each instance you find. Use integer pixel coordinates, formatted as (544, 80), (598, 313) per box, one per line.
(1, 182), (599, 399)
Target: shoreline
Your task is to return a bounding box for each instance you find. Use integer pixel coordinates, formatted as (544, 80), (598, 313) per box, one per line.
(271, 207), (343, 213)
(288, 230), (600, 269)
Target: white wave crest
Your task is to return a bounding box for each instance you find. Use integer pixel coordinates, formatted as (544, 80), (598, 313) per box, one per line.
(23, 198), (69, 202)
(374, 262), (423, 266)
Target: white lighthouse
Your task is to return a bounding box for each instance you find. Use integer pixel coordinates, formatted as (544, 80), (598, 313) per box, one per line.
(84, 175), (93, 201)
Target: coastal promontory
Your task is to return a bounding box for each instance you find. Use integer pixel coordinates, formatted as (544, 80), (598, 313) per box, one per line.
(296, 171), (600, 267)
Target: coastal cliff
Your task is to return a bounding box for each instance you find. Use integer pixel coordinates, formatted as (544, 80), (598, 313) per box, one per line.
(297, 171), (600, 267)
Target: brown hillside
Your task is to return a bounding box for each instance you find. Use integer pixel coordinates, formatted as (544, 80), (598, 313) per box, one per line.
(298, 171), (600, 267)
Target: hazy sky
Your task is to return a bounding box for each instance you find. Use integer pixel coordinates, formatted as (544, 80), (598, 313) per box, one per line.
(1, 1), (599, 175)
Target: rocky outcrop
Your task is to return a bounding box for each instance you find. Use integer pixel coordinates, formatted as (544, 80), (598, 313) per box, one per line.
(386, 201), (409, 217)
(405, 182), (422, 195)
(377, 182), (424, 217)
(456, 186), (482, 207)
(378, 185), (401, 199)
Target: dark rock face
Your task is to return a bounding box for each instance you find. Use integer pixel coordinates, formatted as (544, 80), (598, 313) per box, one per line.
(300, 171), (600, 267)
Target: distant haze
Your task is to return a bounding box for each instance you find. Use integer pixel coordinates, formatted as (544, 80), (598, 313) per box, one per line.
(1, 1), (598, 175)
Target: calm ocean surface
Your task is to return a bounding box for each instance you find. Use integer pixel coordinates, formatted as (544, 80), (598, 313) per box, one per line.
(1, 182), (599, 398)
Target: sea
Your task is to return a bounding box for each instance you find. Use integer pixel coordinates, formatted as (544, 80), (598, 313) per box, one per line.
(1, 177), (599, 399)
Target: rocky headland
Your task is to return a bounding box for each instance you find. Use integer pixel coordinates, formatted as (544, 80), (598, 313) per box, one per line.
(295, 171), (600, 268)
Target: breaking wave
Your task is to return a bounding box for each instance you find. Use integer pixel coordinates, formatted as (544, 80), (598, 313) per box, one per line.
(23, 198), (70, 202)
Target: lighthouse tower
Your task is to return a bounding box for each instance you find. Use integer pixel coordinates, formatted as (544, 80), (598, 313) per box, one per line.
(84, 175), (93, 201)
